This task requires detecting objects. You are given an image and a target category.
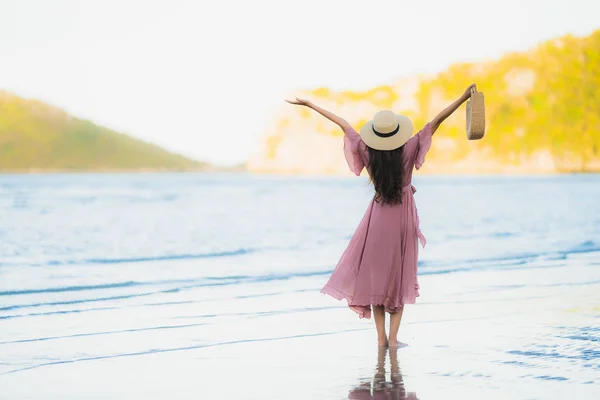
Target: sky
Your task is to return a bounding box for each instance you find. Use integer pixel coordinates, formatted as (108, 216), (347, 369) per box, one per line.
(1, 0), (599, 166)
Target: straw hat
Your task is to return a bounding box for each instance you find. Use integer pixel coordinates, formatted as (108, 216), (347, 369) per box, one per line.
(466, 88), (485, 140)
(359, 110), (414, 151)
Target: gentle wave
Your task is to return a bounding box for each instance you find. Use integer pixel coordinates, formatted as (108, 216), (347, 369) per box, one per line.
(0, 327), (372, 376)
(2, 240), (597, 270)
(3, 267), (596, 315)
(0, 307), (119, 320)
(2, 242), (598, 302)
(0, 322), (208, 345)
(0, 248), (257, 268)
(420, 240), (600, 268)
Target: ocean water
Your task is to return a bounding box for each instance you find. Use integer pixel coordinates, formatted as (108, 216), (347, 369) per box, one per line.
(0, 173), (598, 399)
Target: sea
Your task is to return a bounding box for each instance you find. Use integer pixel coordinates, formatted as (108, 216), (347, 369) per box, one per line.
(0, 173), (598, 399)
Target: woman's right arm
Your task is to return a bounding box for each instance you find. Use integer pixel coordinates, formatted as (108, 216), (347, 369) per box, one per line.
(286, 97), (365, 175)
(286, 98), (352, 132)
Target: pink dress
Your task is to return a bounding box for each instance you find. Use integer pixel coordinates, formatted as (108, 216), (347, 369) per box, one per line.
(321, 123), (433, 319)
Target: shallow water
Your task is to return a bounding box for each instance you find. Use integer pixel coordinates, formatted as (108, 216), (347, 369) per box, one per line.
(0, 173), (599, 399)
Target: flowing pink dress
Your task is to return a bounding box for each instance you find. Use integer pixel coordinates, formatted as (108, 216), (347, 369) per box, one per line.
(321, 122), (433, 319)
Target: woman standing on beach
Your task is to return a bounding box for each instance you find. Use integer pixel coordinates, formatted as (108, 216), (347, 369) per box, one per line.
(286, 84), (477, 347)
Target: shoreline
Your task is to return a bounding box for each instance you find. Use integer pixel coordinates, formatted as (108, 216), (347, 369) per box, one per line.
(1, 169), (599, 176)
(0, 167), (246, 174)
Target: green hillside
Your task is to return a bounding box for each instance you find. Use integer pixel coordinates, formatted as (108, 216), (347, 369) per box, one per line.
(250, 29), (600, 174)
(0, 91), (207, 171)
(409, 29), (600, 171)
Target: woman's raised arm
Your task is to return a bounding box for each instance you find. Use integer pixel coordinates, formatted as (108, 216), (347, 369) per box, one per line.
(430, 84), (477, 134)
(286, 98), (352, 132)
(286, 97), (365, 175)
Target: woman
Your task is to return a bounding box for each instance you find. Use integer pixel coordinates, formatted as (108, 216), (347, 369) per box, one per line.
(287, 84), (477, 347)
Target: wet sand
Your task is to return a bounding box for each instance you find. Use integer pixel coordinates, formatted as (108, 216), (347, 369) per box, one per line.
(1, 254), (598, 399)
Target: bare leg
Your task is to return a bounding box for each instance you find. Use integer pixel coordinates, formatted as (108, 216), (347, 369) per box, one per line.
(373, 305), (387, 347)
(388, 307), (405, 347)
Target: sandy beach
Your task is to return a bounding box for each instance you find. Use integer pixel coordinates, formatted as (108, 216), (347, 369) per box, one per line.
(1, 249), (598, 399)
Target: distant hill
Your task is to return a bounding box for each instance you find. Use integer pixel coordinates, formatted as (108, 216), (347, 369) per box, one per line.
(249, 29), (600, 175)
(0, 91), (209, 172)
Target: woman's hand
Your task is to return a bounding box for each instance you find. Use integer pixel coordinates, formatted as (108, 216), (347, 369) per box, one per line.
(285, 97), (313, 107)
(461, 84), (477, 101)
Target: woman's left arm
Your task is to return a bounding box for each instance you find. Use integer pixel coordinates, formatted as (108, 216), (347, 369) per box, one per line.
(430, 84), (477, 134)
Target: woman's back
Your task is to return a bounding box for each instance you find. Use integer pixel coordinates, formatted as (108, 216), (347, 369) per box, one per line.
(343, 123), (433, 196)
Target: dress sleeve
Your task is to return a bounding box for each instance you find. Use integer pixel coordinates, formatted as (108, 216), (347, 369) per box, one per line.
(342, 125), (366, 176)
(414, 122), (433, 170)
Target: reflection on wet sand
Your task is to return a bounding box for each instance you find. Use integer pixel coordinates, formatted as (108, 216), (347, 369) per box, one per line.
(348, 346), (418, 400)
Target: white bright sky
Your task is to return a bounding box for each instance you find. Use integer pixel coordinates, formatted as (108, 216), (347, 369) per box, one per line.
(1, 0), (598, 166)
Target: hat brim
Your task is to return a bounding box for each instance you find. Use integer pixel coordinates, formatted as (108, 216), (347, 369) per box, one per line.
(359, 114), (414, 151)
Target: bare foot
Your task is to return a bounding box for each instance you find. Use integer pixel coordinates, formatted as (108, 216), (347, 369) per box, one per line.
(378, 338), (388, 347)
(388, 340), (408, 348)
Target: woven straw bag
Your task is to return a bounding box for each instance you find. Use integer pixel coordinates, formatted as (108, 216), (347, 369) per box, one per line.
(466, 88), (485, 140)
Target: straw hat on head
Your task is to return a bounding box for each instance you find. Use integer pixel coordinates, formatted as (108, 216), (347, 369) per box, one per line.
(359, 110), (414, 151)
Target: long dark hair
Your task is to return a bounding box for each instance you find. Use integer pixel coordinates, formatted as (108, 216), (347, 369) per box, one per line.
(367, 145), (404, 205)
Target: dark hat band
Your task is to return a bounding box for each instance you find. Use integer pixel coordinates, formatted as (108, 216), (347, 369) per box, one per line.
(372, 124), (399, 138)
